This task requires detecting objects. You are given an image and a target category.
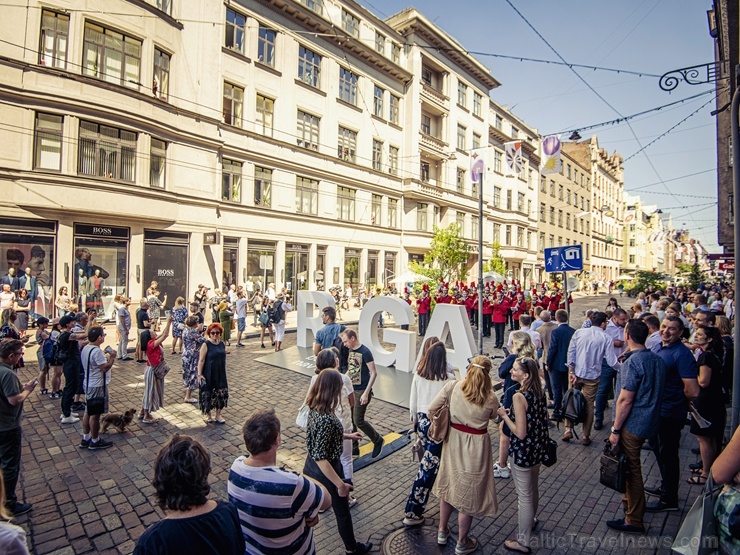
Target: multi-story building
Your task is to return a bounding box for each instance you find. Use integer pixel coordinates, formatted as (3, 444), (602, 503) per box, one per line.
(622, 193), (675, 275)
(538, 148), (592, 282)
(1, 0), (547, 316)
(563, 137), (624, 283)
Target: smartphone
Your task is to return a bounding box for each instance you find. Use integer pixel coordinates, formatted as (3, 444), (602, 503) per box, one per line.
(104, 346), (114, 355)
(165, 310), (171, 317)
(32, 379), (39, 387)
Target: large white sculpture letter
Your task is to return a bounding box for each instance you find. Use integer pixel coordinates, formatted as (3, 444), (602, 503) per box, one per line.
(358, 296), (416, 372)
(421, 304), (476, 377)
(296, 290), (334, 348)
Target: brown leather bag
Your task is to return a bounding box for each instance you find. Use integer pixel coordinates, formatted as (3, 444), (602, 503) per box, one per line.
(427, 384), (455, 443)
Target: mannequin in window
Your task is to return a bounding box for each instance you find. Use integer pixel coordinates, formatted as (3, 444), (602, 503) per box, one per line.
(18, 267), (38, 319)
(74, 248), (109, 279)
(0, 267), (19, 291)
(87, 268), (104, 312)
(75, 268), (88, 311)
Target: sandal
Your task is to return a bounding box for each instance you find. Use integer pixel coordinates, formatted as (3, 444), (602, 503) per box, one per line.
(215, 418), (226, 424)
(142, 417), (157, 424)
(206, 417), (214, 423)
(40, 388), (49, 395)
(687, 475), (708, 485)
(455, 536), (479, 555)
(183, 398), (198, 404)
(504, 539), (532, 554)
(690, 467), (703, 475)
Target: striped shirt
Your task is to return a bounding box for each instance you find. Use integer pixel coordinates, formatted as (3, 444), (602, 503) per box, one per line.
(228, 458), (324, 555)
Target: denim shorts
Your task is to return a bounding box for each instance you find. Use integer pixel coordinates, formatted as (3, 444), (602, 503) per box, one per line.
(237, 318), (245, 332)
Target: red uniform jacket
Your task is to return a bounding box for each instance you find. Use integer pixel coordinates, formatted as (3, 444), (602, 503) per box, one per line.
(482, 297), (493, 315)
(548, 294), (562, 312)
(510, 300), (528, 320)
(492, 299), (510, 323)
(417, 296), (431, 314)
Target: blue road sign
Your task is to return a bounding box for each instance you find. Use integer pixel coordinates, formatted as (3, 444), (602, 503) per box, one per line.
(544, 245), (584, 273)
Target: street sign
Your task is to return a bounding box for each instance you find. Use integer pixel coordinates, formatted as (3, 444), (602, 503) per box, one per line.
(544, 245), (584, 273)
(719, 262), (735, 271)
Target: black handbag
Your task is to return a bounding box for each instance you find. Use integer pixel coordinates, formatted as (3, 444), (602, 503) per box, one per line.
(542, 437), (558, 467)
(600, 439), (629, 493)
(562, 385), (587, 424)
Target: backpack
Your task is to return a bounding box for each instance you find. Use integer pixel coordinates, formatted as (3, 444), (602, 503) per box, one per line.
(42, 333), (56, 363)
(269, 301), (284, 324)
(562, 386), (587, 425)
(52, 331), (70, 363)
(259, 311), (271, 326)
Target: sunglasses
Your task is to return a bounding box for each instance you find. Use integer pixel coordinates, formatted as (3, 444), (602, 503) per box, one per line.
(210, 332), (222, 336)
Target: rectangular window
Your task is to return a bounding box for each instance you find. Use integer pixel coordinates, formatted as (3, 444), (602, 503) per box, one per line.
(505, 225), (511, 246)
(539, 203), (545, 222)
(339, 67), (358, 105)
(629, 255), (635, 264)
(83, 23), (142, 89)
(258, 26), (276, 67)
(472, 133), (481, 150)
(511, 126), (519, 139)
(549, 180), (555, 196)
(629, 238), (636, 247)
(456, 212), (465, 235)
(373, 86), (384, 117)
(539, 232), (545, 251)
(300, 0), (323, 15)
(388, 146), (399, 175)
(558, 184), (563, 200)
(558, 210), (563, 227)
(34, 113), (63, 170)
(341, 9), (359, 37)
(517, 192), (525, 212)
(566, 213), (571, 230)
(389, 95), (400, 124)
(456, 168), (465, 193)
(549, 207), (555, 225)
(471, 216), (479, 237)
(493, 223), (500, 244)
(420, 161), (430, 182)
(256, 94), (274, 136)
(372, 194), (382, 225)
(495, 115), (503, 130)
(391, 43), (400, 63)
(150, 138), (166, 188)
(421, 114), (431, 135)
(78, 121), (136, 181)
(372, 139), (383, 171)
(417, 203), (428, 231)
(517, 226), (524, 248)
(153, 48), (170, 100)
(566, 164), (572, 178)
(296, 176), (318, 215)
(297, 110), (319, 151)
(566, 189), (571, 204)
(337, 186), (356, 221)
(337, 126), (357, 163)
(540, 176), (546, 192)
(255, 166), (272, 207)
(471, 178), (478, 198)
(225, 8), (246, 53)
(506, 190), (512, 211)
(388, 198), (398, 228)
(457, 81), (467, 107)
(223, 82), (244, 127)
(473, 92), (482, 117)
(573, 193), (578, 207)
(156, 0), (172, 15)
(493, 187), (501, 208)
(494, 150), (502, 173)
(456, 124), (466, 151)
(39, 10), (69, 68)
(222, 159), (242, 202)
(298, 46), (321, 88)
(375, 32), (385, 53)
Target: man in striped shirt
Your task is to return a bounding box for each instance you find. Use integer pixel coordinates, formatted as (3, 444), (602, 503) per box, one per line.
(229, 410), (331, 554)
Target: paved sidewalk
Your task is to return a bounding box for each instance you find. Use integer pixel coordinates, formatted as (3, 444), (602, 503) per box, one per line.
(11, 293), (706, 554)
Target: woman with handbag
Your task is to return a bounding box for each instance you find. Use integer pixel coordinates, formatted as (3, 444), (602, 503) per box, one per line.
(170, 296), (188, 354)
(302, 369), (371, 555)
(403, 339), (455, 527)
(182, 315), (205, 404)
(497, 357), (549, 554)
(430, 355), (499, 555)
(197, 323), (229, 424)
(217, 301), (233, 347)
(139, 315), (172, 424)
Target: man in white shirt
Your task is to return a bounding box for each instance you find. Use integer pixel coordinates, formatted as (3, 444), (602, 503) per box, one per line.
(508, 314), (542, 351)
(234, 291), (248, 347)
(79, 326), (116, 450)
(640, 314), (662, 352)
(724, 290), (734, 320)
(563, 311), (619, 446)
(595, 308), (629, 430)
(228, 284), (238, 305)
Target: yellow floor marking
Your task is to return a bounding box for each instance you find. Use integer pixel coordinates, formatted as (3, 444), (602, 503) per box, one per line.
(357, 432), (402, 457)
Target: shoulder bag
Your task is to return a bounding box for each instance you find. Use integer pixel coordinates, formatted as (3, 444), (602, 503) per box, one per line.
(672, 472), (722, 555)
(599, 439), (629, 493)
(410, 432), (424, 463)
(427, 383), (455, 443)
(542, 437), (558, 467)
(295, 405), (309, 430)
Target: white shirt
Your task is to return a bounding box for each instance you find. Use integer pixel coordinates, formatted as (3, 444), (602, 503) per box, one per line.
(81, 344), (110, 388)
(507, 326), (542, 350)
(646, 330), (662, 352)
(725, 298), (734, 320)
(235, 298), (248, 318)
(308, 372), (354, 431)
(409, 371), (456, 422)
(605, 319), (626, 364)
(567, 326), (620, 380)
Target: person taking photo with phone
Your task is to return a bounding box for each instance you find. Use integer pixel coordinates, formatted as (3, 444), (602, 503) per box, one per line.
(79, 327), (116, 450)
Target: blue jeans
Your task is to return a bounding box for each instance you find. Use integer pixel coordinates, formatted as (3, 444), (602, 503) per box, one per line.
(405, 413), (443, 518)
(595, 364), (618, 424)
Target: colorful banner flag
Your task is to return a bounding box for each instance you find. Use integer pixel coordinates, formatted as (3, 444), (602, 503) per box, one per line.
(623, 210), (636, 224)
(540, 135), (562, 175)
(504, 140), (522, 175)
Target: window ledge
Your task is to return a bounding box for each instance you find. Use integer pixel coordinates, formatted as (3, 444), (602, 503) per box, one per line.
(222, 46), (252, 64)
(370, 113), (385, 124)
(456, 103), (469, 113)
(255, 61), (281, 77)
(295, 79), (326, 96)
(336, 98), (362, 113)
(127, 0), (183, 29)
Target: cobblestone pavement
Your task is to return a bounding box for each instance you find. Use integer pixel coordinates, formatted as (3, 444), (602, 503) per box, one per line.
(12, 292), (707, 554)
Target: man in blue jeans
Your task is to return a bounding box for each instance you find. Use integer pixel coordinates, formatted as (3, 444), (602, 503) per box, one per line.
(595, 308), (629, 430)
(645, 316), (699, 512)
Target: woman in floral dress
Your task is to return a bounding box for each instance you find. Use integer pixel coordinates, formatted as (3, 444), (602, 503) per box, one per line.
(170, 296), (188, 354)
(181, 315), (205, 404)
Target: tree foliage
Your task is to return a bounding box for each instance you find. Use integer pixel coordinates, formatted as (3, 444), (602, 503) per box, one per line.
(628, 270), (668, 294)
(409, 223), (470, 284)
(484, 242), (507, 276)
(688, 262), (704, 290)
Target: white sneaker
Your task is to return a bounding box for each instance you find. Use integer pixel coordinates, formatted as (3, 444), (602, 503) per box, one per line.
(493, 462), (510, 479)
(61, 415), (80, 424)
(348, 496), (358, 508)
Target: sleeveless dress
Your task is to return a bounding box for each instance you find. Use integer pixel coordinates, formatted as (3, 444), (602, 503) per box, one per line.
(15, 298), (30, 331)
(509, 390), (549, 467)
(200, 341), (228, 413)
(691, 351), (726, 437)
(182, 327), (205, 391)
(172, 306), (188, 339)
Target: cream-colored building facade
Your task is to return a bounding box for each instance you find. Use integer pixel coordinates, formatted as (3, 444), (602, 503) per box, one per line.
(0, 0), (545, 314)
(623, 193), (675, 276)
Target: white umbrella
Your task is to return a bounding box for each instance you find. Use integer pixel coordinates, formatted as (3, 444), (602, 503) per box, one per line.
(616, 274), (635, 280)
(482, 272), (505, 283)
(390, 271), (432, 284)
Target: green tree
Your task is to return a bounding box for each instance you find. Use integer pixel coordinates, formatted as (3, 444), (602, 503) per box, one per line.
(629, 269), (667, 295)
(483, 242), (506, 276)
(687, 261), (704, 290)
(409, 223), (470, 284)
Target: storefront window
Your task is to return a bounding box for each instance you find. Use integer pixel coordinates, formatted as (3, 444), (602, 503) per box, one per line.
(344, 248), (360, 289)
(384, 252), (396, 287)
(0, 218), (56, 318)
(222, 237), (238, 291)
(247, 240), (275, 293)
(316, 246), (326, 290)
(367, 251), (378, 289)
(285, 243), (309, 293)
(143, 231), (189, 307)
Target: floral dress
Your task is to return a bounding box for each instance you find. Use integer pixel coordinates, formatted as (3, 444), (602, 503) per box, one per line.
(509, 390), (549, 467)
(172, 306), (188, 339)
(181, 327), (205, 391)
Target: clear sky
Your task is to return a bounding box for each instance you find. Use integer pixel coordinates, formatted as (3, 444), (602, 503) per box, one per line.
(366, 0), (720, 251)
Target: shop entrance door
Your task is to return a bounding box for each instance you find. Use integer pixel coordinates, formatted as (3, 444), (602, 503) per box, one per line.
(285, 245), (309, 295)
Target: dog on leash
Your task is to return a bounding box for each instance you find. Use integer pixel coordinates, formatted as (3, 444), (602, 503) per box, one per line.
(100, 409), (137, 434)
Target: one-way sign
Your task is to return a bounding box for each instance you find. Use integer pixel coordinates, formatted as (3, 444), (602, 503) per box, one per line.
(545, 245), (584, 273)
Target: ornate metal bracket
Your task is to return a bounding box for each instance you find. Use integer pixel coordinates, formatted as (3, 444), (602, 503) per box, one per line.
(659, 61), (726, 91)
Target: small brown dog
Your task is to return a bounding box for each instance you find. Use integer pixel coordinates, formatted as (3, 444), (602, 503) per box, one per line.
(100, 409), (136, 434)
